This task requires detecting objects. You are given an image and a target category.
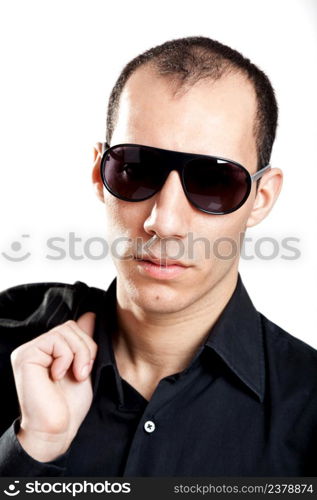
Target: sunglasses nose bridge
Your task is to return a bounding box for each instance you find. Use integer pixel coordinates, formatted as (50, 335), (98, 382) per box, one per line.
(160, 153), (190, 202)
(153, 151), (184, 194)
(161, 150), (185, 175)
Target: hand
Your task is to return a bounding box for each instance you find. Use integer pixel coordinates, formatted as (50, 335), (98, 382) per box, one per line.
(10, 312), (97, 462)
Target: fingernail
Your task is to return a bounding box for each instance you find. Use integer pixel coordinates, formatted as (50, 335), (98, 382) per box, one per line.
(81, 363), (90, 378)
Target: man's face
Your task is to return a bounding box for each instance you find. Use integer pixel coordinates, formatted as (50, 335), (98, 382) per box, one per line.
(94, 66), (266, 313)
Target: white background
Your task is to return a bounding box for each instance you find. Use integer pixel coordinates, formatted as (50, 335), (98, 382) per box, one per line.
(0, 0), (316, 347)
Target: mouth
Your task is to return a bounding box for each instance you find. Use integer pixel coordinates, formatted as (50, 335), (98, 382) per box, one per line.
(138, 257), (189, 267)
(134, 256), (191, 280)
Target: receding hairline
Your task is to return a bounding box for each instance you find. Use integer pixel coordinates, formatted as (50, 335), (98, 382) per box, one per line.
(106, 37), (278, 168)
(124, 58), (255, 96)
(114, 60), (259, 145)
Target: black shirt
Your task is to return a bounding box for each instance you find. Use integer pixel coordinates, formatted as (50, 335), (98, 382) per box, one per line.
(0, 274), (316, 477)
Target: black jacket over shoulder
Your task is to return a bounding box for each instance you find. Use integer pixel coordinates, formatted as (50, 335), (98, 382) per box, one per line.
(0, 275), (316, 477)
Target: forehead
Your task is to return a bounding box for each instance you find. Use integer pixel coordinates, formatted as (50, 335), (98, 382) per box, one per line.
(112, 65), (258, 167)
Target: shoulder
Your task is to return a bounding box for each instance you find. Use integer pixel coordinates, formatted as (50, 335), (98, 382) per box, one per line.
(0, 281), (81, 318)
(0, 280), (107, 351)
(260, 313), (317, 391)
(0, 280), (88, 323)
(261, 313), (317, 360)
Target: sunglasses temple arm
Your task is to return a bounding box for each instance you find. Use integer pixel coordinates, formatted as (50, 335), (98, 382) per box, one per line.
(101, 142), (110, 154)
(251, 164), (271, 182)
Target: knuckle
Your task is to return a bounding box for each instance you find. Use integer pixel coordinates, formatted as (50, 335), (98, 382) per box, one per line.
(10, 342), (29, 362)
(48, 330), (72, 353)
(64, 319), (76, 328)
(76, 333), (86, 344)
(80, 340), (92, 357)
(73, 329), (92, 347)
(50, 330), (65, 342)
(10, 347), (21, 365)
(50, 319), (76, 332)
(74, 337), (90, 357)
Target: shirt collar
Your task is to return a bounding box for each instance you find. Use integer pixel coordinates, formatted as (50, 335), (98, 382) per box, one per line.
(204, 274), (265, 403)
(89, 274), (265, 403)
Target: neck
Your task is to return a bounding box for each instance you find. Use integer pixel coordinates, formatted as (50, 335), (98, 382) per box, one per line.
(112, 271), (238, 392)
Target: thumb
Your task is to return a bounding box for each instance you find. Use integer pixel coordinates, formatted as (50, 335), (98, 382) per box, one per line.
(76, 311), (96, 338)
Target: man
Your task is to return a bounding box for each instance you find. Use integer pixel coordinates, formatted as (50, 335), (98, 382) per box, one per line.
(0, 36), (316, 477)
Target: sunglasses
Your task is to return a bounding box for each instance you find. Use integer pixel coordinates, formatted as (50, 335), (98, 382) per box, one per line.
(100, 143), (271, 215)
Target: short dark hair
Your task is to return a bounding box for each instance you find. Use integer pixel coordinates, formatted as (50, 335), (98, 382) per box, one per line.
(106, 36), (278, 169)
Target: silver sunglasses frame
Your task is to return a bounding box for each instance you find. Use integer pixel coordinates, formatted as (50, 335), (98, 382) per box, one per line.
(251, 164), (271, 182)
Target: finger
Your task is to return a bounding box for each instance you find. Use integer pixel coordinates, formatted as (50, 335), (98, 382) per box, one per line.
(66, 319), (98, 360)
(18, 332), (75, 381)
(49, 334), (75, 380)
(76, 312), (96, 339)
(51, 324), (93, 381)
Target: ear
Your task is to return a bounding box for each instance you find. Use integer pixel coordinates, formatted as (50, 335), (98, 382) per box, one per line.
(246, 167), (283, 228)
(91, 142), (104, 204)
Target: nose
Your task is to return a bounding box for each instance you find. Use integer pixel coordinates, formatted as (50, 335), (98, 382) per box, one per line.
(143, 170), (193, 239)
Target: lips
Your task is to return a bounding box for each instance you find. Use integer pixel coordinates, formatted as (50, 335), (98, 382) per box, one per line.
(135, 256), (190, 280)
(136, 256), (189, 267)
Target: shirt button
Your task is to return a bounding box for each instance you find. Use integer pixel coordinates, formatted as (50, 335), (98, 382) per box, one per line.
(144, 420), (156, 433)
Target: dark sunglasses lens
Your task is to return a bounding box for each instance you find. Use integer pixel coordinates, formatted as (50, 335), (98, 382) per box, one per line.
(184, 158), (250, 213)
(102, 146), (167, 200)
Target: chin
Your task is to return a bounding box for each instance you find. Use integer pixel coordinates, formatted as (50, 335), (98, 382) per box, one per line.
(122, 273), (193, 314)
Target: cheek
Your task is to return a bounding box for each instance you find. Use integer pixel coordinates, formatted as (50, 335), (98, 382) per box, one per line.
(103, 194), (122, 231)
(191, 207), (251, 263)
(104, 192), (148, 236)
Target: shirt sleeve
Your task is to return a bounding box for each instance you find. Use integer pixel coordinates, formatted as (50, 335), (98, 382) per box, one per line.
(0, 418), (69, 477)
